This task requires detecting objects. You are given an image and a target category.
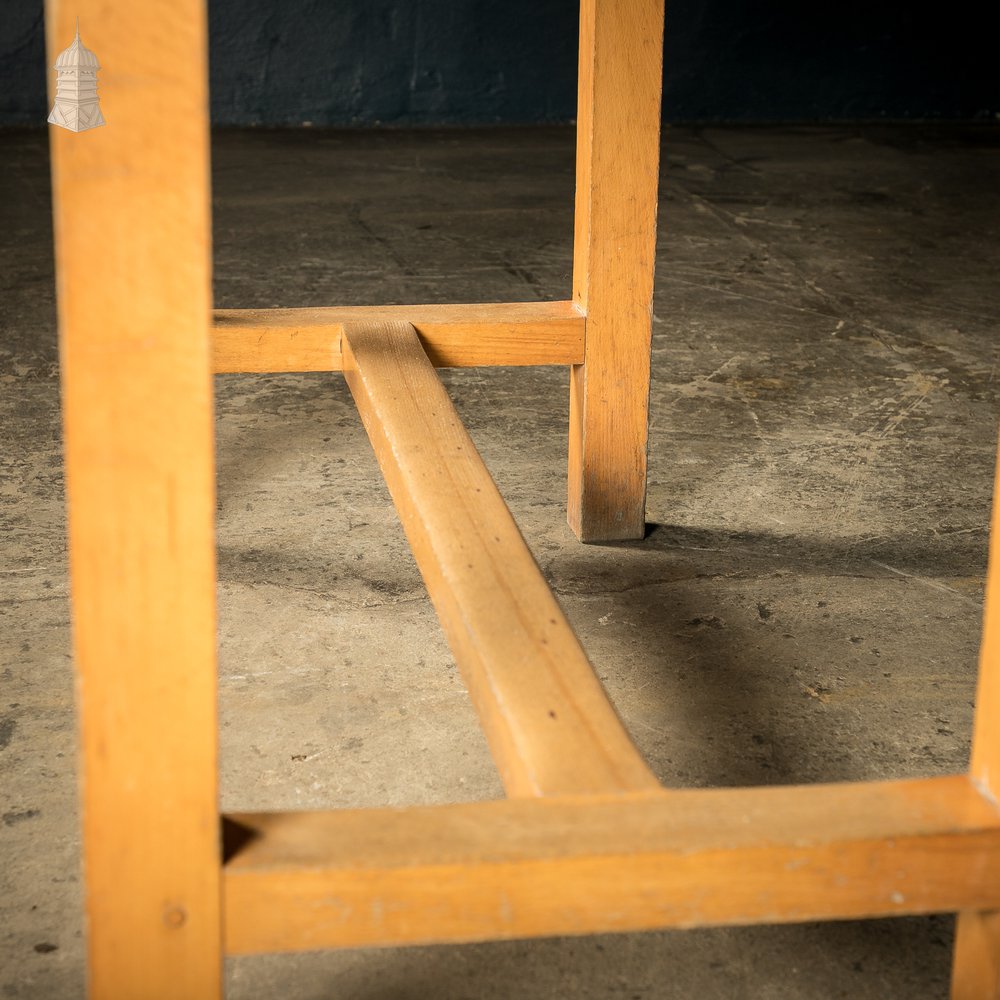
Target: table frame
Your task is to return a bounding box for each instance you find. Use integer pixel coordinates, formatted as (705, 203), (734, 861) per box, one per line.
(45, 0), (1000, 995)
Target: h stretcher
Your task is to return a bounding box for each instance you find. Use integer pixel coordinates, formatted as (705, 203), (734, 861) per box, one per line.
(45, 0), (1000, 995)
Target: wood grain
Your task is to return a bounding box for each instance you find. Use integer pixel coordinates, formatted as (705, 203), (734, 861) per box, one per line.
(969, 446), (1000, 813)
(223, 775), (1000, 954)
(46, 0), (222, 995)
(568, 0), (664, 541)
(952, 447), (1000, 998)
(213, 300), (585, 372)
(953, 910), (1000, 1000)
(341, 320), (659, 797)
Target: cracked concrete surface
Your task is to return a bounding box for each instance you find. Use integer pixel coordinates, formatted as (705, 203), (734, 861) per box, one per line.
(2, 124), (999, 997)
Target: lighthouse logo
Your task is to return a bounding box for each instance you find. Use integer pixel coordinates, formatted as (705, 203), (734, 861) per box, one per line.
(48, 21), (105, 132)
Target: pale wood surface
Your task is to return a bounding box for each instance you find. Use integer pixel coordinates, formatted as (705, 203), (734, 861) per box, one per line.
(568, 0), (664, 541)
(951, 449), (1000, 997)
(969, 447), (1000, 801)
(953, 910), (1000, 1000)
(46, 0), (222, 995)
(341, 320), (659, 797)
(223, 775), (1000, 954)
(213, 300), (585, 372)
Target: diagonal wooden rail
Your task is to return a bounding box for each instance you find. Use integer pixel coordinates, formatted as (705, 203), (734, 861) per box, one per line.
(340, 320), (659, 797)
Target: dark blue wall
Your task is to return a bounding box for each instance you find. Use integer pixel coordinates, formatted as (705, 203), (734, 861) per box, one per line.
(207, 0), (578, 125)
(4, 0), (998, 125)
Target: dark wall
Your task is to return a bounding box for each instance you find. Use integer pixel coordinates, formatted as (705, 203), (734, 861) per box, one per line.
(207, 0), (578, 125)
(3, 0), (997, 125)
(666, 0), (999, 121)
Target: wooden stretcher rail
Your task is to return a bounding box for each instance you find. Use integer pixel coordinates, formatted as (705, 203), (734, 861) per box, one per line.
(212, 300), (585, 372)
(222, 774), (1000, 954)
(341, 320), (659, 798)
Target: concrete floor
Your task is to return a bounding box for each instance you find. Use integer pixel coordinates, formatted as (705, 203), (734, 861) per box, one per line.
(2, 124), (999, 997)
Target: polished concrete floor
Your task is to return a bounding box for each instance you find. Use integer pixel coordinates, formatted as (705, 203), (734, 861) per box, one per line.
(3, 124), (999, 997)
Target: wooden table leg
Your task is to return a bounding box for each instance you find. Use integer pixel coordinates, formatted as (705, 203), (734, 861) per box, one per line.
(953, 911), (1000, 1000)
(568, 0), (664, 542)
(952, 450), (1000, 999)
(46, 0), (222, 995)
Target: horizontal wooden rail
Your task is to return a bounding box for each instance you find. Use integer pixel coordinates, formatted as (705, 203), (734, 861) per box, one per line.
(212, 300), (585, 373)
(341, 320), (658, 797)
(223, 775), (1000, 954)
